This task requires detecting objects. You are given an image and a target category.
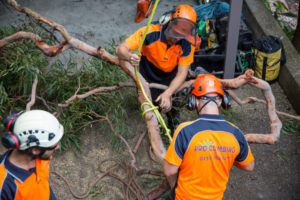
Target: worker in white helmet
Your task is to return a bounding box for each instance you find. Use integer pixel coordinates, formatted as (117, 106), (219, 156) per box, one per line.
(0, 110), (64, 200)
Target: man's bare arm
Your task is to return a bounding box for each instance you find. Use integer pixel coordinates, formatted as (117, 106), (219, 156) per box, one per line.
(115, 42), (140, 66)
(234, 160), (255, 172)
(163, 159), (180, 176)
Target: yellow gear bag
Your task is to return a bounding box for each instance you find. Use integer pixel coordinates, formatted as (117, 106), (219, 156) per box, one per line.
(253, 36), (286, 83)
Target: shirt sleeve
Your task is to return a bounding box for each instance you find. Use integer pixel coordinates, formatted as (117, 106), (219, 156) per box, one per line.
(164, 124), (191, 166)
(234, 129), (254, 165)
(178, 40), (195, 66)
(125, 26), (147, 51)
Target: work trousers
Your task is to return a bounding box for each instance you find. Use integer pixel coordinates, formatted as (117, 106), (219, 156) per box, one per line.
(165, 184), (176, 200)
(142, 73), (181, 135)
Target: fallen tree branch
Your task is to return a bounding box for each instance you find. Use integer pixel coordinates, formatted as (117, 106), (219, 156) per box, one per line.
(227, 90), (300, 121)
(58, 85), (126, 107)
(133, 128), (147, 154)
(26, 69), (39, 111)
(36, 96), (52, 111)
(218, 70), (282, 144)
(55, 107), (63, 118)
(0, 32), (71, 57)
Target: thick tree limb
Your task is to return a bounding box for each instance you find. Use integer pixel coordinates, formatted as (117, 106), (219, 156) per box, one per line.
(218, 71), (281, 144)
(0, 32), (71, 57)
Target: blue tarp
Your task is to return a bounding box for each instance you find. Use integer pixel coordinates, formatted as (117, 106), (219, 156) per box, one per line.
(192, 0), (245, 21)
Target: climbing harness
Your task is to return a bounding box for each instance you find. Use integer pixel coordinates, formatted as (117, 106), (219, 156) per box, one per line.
(134, 0), (172, 143)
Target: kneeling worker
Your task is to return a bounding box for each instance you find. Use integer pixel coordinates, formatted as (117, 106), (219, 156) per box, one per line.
(116, 5), (197, 134)
(163, 74), (255, 200)
(0, 110), (64, 200)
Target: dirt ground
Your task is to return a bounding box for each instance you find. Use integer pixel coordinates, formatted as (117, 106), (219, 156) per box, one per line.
(1, 0), (300, 200)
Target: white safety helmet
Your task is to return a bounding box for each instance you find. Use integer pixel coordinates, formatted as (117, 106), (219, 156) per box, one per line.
(13, 110), (64, 150)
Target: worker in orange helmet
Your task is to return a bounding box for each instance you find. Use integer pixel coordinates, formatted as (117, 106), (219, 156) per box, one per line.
(116, 5), (198, 135)
(163, 74), (255, 200)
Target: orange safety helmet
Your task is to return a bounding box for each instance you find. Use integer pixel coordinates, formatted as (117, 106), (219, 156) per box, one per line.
(191, 74), (224, 97)
(187, 74), (231, 112)
(164, 5), (198, 46)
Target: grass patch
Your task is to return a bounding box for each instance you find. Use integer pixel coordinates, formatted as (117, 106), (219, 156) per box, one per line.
(281, 117), (300, 135)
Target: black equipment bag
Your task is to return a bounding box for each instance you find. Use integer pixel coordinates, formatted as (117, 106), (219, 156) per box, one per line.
(215, 12), (253, 51)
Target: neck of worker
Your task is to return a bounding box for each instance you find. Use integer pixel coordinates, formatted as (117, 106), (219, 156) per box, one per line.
(198, 102), (220, 115)
(8, 148), (36, 169)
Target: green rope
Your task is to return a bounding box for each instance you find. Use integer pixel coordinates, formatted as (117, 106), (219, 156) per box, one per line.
(134, 0), (172, 143)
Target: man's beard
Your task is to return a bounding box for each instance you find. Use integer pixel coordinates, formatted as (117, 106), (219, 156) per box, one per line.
(39, 154), (51, 160)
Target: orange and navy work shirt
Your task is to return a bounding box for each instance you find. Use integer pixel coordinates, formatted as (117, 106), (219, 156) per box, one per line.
(164, 114), (254, 200)
(0, 150), (56, 200)
(125, 21), (195, 82)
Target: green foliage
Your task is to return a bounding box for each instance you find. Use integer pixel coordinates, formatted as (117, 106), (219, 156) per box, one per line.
(0, 23), (138, 152)
(281, 117), (300, 135)
(273, 149), (290, 161)
(265, 0), (298, 41)
(0, 22), (53, 132)
(88, 185), (104, 197)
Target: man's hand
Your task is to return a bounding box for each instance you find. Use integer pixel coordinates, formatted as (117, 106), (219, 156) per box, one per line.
(115, 42), (141, 66)
(156, 91), (172, 110)
(129, 53), (142, 66)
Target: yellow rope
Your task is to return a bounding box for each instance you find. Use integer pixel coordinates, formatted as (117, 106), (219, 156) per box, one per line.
(134, 0), (172, 143)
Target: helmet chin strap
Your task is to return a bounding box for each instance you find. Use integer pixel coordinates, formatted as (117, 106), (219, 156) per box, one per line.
(197, 96), (220, 115)
(28, 149), (47, 160)
(27, 144), (58, 160)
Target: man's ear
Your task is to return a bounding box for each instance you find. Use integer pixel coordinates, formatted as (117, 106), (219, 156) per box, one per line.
(196, 98), (201, 110)
(31, 147), (41, 156)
